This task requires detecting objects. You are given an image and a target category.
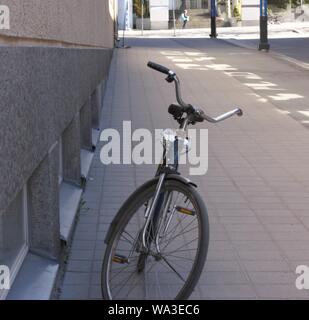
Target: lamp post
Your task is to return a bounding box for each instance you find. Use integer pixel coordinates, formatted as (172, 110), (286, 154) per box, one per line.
(258, 0), (270, 51)
(210, 0), (217, 38)
(114, 0), (120, 47)
(172, 0), (176, 37)
(141, 0), (144, 36)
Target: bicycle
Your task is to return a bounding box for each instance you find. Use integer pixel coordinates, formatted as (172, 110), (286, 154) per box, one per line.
(101, 62), (243, 300)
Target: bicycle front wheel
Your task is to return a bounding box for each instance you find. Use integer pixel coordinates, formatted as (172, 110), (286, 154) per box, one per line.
(101, 178), (209, 300)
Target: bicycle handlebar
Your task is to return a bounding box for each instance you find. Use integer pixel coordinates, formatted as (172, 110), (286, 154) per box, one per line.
(147, 61), (172, 76)
(200, 108), (243, 123)
(169, 104), (243, 124)
(147, 61), (187, 106)
(147, 61), (243, 124)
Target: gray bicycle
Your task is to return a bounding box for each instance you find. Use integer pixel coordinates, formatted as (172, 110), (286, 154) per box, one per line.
(101, 62), (243, 300)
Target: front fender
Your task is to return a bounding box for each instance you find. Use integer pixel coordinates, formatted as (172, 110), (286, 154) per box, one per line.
(166, 173), (197, 188)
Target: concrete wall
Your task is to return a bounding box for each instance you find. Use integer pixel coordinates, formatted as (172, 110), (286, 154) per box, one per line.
(0, 1), (115, 298)
(0, 0), (115, 48)
(0, 46), (112, 220)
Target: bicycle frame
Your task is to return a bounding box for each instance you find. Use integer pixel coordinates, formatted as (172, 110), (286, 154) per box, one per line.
(142, 112), (190, 250)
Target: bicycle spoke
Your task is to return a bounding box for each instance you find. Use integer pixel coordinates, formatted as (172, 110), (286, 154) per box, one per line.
(103, 181), (208, 300)
(160, 224), (198, 247)
(161, 256), (186, 282)
(122, 230), (137, 243)
(110, 264), (137, 281)
(159, 219), (198, 252)
(161, 210), (191, 240)
(163, 253), (195, 262)
(112, 266), (142, 298)
(161, 237), (199, 257)
(163, 246), (197, 256)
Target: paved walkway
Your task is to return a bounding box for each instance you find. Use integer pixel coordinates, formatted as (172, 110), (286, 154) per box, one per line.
(126, 24), (309, 65)
(125, 22), (309, 39)
(59, 36), (309, 299)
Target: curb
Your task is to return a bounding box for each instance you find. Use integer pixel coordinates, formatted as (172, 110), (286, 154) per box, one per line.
(221, 37), (309, 71)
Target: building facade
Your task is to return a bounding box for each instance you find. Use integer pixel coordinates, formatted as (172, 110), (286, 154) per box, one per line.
(0, 0), (116, 299)
(119, 0), (212, 30)
(179, 0), (209, 9)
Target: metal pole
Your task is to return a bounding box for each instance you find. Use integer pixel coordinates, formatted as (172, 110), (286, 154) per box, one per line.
(114, 0), (120, 47)
(173, 0), (176, 37)
(122, 8), (126, 47)
(119, 0), (131, 49)
(227, 0), (231, 19)
(258, 0), (270, 50)
(210, 0), (217, 38)
(142, 0), (144, 36)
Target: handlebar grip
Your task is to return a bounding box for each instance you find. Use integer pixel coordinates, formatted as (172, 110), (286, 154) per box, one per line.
(147, 61), (171, 75)
(236, 108), (243, 117)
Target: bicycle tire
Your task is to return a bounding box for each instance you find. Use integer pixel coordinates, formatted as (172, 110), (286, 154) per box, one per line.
(101, 177), (209, 300)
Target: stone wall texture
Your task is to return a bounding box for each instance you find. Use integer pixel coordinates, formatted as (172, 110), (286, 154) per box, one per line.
(0, 46), (113, 218)
(0, 0), (115, 48)
(0, 1), (115, 216)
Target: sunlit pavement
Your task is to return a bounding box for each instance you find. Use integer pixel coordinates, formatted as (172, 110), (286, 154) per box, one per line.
(58, 35), (309, 300)
(125, 23), (309, 64)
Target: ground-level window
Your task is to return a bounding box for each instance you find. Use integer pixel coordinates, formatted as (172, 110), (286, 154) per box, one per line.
(59, 138), (63, 185)
(0, 186), (28, 299)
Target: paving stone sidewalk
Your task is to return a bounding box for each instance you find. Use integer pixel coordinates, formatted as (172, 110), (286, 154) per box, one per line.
(59, 37), (309, 300)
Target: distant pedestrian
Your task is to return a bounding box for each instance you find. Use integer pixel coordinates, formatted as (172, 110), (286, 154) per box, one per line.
(181, 10), (189, 29)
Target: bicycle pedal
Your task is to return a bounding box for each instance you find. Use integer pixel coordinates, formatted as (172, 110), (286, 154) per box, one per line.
(112, 254), (129, 264)
(175, 206), (196, 216)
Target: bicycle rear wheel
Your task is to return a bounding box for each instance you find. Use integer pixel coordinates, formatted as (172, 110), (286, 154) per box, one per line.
(101, 177), (209, 300)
